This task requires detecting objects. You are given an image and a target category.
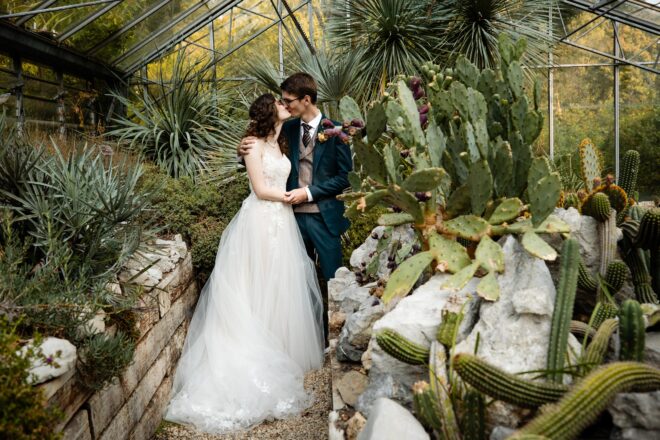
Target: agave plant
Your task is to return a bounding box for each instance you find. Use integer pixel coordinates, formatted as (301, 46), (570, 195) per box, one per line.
(106, 50), (240, 180)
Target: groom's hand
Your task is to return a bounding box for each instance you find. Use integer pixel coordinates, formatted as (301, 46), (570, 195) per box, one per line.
(284, 188), (309, 205)
(238, 136), (258, 156)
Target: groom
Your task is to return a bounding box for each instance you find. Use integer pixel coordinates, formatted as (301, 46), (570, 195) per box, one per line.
(239, 73), (352, 345)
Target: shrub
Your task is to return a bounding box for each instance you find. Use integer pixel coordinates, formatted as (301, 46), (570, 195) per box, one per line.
(341, 206), (387, 267)
(76, 331), (135, 392)
(190, 217), (226, 283)
(0, 318), (63, 440)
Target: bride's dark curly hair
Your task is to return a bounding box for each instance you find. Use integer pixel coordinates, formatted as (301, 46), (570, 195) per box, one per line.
(245, 93), (288, 155)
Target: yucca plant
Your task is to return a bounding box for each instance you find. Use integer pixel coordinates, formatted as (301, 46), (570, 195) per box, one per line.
(429, 0), (558, 69)
(107, 50), (240, 180)
(326, 0), (441, 98)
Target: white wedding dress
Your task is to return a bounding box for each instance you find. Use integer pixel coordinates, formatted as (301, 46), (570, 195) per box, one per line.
(164, 144), (324, 434)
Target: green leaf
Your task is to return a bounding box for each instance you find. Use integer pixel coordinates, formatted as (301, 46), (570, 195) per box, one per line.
(382, 251), (435, 303)
(521, 231), (558, 261)
(475, 236), (504, 273)
(442, 262), (479, 291)
(477, 272), (500, 301)
(339, 96), (363, 122)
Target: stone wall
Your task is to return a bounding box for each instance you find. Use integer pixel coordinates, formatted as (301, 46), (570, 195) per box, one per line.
(38, 237), (199, 440)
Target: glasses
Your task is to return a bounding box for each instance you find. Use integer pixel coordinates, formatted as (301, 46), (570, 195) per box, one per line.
(279, 96), (301, 106)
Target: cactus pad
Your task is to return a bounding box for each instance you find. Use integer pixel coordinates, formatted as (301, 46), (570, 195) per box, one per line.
(578, 138), (603, 192)
(382, 251), (435, 303)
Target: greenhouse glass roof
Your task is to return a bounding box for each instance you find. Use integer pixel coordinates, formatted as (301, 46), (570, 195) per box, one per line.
(0, 0), (315, 79)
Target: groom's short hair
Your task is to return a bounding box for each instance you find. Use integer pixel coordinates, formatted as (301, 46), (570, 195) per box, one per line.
(281, 72), (317, 104)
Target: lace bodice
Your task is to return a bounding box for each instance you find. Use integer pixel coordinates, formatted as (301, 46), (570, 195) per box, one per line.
(255, 146), (291, 192)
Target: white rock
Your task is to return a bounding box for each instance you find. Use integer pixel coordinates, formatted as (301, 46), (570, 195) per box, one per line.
(328, 411), (345, 440)
(357, 398), (429, 440)
(76, 309), (106, 338)
(350, 225), (417, 279)
(24, 337), (77, 385)
(454, 235), (582, 428)
(357, 273), (478, 415)
(609, 391), (660, 440)
(337, 297), (385, 362)
(338, 285), (374, 314)
(329, 267), (359, 304)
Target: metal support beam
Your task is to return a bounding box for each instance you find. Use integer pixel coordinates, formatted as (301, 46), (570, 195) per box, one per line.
(12, 55), (24, 138)
(613, 21), (621, 181)
(16, 0), (57, 26)
(123, 0), (244, 76)
(0, 0), (117, 19)
(278, 0), (284, 78)
(548, 3), (554, 160)
(57, 70), (65, 139)
(560, 39), (660, 75)
(0, 21), (123, 82)
(87, 0), (172, 56)
(58, 0), (122, 42)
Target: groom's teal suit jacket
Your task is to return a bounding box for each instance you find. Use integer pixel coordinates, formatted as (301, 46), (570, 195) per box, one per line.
(283, 117), (352, 236)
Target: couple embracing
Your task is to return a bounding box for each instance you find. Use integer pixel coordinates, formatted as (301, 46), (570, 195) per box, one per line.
(164, 73), (352, 433)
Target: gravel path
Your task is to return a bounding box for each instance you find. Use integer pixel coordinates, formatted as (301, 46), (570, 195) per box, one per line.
(152, 354), (331, 440)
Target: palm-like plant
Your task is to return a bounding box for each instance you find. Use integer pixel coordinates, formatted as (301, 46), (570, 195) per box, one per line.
(325, 0), (441, 97)
(243, 36), (366, 112)
(429, 0), (557, 69)
(106, 50), (239, 180)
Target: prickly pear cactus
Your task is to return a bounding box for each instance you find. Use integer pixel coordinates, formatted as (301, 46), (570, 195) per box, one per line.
(578, 139), (603, 192)
(341, 35), (565, 304)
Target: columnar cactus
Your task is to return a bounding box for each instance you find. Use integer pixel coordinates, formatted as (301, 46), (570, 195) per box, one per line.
(636, 208), (660, 294)
(591, 302), (619, 330)
(340, 34), (566, 305)
(511, 362), (660, 439)
(619, 150), (640, 201)
(452, 353), (569, 408)
(461, 389), (486, 440)
(375, 329), (430, 365)
(619, 299), (645, 362)
(412, 381), (444, 434)
(581, 318), (617, 375)
(547, 239), (579, 384)
(604, 260), (629, 295)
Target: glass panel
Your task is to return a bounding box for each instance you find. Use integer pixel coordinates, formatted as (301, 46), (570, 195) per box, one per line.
(22, 60), (57, 82)
(24, 77), (59, 100)
(557, 11), (615, 65)
(67, 0), (161, 52)
(618, 66), (659, 200)
(116, 0), (221, 71)
(0, 1), (45, 23)
(553, 65), (615, 188)
(24, 96), (58, 122)
(23, 0), (106, 36)
(616, 22), (657, 63)
(64, 73), (87, 90)
(615, 0), (660, 25)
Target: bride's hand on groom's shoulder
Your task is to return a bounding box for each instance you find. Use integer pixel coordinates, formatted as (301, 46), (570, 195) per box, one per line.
(237, 136), (258, 156)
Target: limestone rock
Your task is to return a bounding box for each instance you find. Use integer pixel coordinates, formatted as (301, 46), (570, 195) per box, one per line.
(356, 274), (478, 415)
(25, 337), (77, 385)
(454, 235), (582, 428)
(337, 297), (385, 362)
(357, 397), (429, 440)
(609, 391), (660, 440)
(350, 225), (416, 279)
(329, 267), (359, 304)
(346, 411), (367, 440)
(336, 371), (369, 407)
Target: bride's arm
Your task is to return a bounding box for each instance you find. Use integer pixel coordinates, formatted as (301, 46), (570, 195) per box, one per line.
(244, 143), (286, 202)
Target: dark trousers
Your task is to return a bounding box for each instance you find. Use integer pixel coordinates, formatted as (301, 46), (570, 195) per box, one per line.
(295, 212), (343, 345)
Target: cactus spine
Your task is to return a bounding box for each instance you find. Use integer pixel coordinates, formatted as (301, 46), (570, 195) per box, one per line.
(547, 239), (579, 383)
(453, 353), (569, 408)
(619, 299), (645, 362)
(513, 362), (660, 440)
(376, 329), (430, 365)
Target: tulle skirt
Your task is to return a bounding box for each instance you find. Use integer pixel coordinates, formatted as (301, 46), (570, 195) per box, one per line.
(164, 193), (324, 434)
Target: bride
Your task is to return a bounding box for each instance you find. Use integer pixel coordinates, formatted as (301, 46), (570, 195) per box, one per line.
(164, 94), (324, 433)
